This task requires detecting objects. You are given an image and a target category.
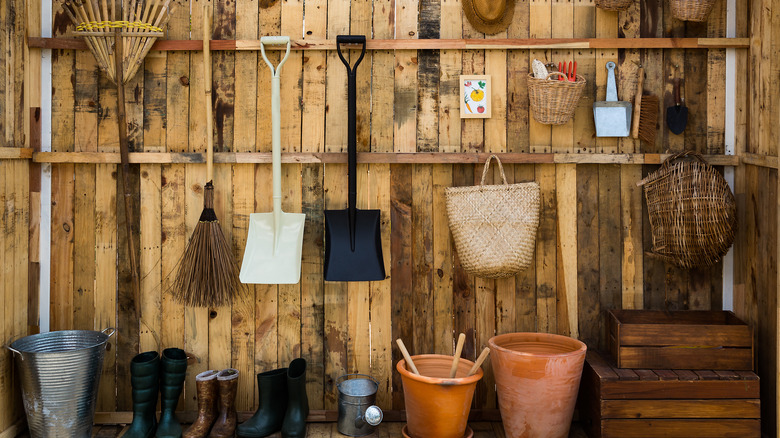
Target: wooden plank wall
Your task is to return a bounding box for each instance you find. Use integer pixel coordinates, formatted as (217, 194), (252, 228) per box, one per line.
(734, 0), (780, 435)
(29, 0), (748, 423)
(0, 0), (31, 432)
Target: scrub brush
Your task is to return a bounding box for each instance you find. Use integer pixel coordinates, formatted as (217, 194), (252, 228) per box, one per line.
(630, 67), (659, 145)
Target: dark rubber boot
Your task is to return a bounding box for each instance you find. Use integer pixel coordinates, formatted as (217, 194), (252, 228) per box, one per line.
(121, 351), (160, 438)
(182, 370), (219, 438)
(209, 368), (239, 437)
(281, 359), (309, 438)
(156, 348), (188, 438)
(235, 368), (288, 437)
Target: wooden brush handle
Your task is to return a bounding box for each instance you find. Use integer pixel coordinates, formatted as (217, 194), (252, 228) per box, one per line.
(396, 339), (420, 375)
(467, 347), (491, 377)
(450, 333), (466, 378)
(203, 3), (213, 182)
(631, 67), (644, 139)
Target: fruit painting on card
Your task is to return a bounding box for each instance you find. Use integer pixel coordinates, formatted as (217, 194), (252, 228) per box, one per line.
(460, 75), (492, 119)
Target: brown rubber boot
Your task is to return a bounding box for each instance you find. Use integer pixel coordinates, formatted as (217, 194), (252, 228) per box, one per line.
(209, 368), (239, 437)
(183, 370), (219, 438)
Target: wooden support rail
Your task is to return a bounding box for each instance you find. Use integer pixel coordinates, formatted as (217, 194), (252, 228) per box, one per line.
(32, 151), (740, 166)
(742, 152), (778, 169)
(28, 37), (750, 51)
(0, 147), (33, 159)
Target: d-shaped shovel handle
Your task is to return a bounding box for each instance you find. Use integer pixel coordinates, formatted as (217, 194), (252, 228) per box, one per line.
(336, 35), (366, 251)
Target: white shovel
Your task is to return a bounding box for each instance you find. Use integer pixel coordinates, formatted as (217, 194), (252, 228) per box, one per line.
(240, 36), (306, 284)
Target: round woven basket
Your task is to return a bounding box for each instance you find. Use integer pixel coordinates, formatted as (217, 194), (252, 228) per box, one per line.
(595, 0), (634, 11)
(638, 151), (737, 269)
(527, 72), (585, 125)
(670, 0), (717, 22)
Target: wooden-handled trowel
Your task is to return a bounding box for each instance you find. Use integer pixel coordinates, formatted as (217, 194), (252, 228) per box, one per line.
(666, 77), (688, 135)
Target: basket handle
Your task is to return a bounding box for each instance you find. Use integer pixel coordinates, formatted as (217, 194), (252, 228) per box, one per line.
(480, 155), (509, 186)
(661, 150), (707, 170)
(544, 71), (567, 81)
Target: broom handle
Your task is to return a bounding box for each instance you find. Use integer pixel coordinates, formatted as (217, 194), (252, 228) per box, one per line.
(203, 3), (213, 182)
(631, 67), (645, 139)
(114, 28), (141, 323)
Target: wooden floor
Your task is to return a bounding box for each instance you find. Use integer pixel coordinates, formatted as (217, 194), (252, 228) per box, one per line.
(84, 422), (590, 437)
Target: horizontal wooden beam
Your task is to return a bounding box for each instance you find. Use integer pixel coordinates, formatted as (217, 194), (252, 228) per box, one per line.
(28, 37), (751, 51)
(741, 152), (778, 169)
(32, 151), (740, 166)
(0, 147), (33, 159)
(94, 409), (503, 424)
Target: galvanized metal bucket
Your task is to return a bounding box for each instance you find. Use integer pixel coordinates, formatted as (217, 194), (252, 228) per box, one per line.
(7, 328), (115, 438)
(336, 374), (383, 437)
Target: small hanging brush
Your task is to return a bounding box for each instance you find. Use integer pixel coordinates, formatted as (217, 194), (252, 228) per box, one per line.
(630, 66), (659, 146)
(172, 4), (242, 307)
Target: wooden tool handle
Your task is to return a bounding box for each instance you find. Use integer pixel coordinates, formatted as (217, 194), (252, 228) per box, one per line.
(203, 3), (213, 182)
(467, 347), (491, 377)
(396, 338), (420, 375)
(630, 67), (645, 139)
(450, 333), (466, 378)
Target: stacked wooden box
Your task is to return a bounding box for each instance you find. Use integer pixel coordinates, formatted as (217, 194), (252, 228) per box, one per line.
(578, 310), (760, 438)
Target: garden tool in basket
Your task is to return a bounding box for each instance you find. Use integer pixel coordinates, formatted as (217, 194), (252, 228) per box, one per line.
(240, 36), (306, 284)
(324, 35), (386, 282)
(594, 61), (632, 137)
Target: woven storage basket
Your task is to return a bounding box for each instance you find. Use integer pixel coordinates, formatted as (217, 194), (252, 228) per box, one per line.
(670, 0), (717, 21)
(445, 155), (541, 278)
(638, 151), (737, 269)
(528, 72), (586, 125)
(595, 0), (634, 11)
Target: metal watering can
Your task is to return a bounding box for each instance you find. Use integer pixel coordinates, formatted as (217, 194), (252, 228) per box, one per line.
(336, 374), (383, 436)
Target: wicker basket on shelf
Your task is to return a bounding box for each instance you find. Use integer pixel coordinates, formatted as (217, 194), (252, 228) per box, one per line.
(527, 72), (585, 125)
(637, 151), (737, 269)
(595, 0), (634, 11)
(670, 0), (717, 22)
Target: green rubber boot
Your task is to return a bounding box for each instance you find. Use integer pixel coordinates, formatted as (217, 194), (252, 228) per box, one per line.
(281, 359), (309, 438)
(121, 351), (160, 438)
(156, 348), (188, 438)
(235, 368), (288, 437)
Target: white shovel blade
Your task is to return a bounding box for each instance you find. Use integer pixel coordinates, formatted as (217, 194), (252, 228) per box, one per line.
(240, 211), (306, 284)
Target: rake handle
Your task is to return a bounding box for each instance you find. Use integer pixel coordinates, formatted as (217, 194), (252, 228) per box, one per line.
(114, 28), (141, 324)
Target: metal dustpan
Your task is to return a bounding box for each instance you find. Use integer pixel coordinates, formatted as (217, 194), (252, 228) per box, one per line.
(240, 36), (305, 284)
(594, 61), (632, 137)
(324, 35), (386, 282)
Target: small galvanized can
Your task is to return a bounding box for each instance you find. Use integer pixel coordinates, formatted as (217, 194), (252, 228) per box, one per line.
(336, 374), (383, 436)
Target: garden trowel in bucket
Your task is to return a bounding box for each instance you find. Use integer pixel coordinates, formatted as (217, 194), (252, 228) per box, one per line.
(240, 36), (306, 284)
(324, 35), (386, 282)
(594, 61), (632, 137)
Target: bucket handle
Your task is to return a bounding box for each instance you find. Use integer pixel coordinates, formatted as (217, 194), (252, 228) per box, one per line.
(102, 327), (117, 339)
(5, 335), (21, 355)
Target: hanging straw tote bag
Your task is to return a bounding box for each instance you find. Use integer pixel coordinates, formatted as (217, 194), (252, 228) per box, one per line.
(445, 155), (541, 278)
(638, 150), (737, 269)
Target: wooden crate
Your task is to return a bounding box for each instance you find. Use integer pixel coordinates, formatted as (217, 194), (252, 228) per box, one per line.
(578, 351), (761, 438)
(607, 310), (753, 370)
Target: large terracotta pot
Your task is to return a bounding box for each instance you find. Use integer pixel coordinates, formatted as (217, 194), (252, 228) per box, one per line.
(488, 332), (587, 438)
(397, 354), (483, 438)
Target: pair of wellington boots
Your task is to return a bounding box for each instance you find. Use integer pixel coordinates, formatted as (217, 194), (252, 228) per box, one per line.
(182, 368), (240, 438)
(236, 358), (309, 438)
(122, 348), (188, 438)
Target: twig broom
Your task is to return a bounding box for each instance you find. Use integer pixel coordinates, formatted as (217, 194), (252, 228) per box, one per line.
(172, 4), (242, 307)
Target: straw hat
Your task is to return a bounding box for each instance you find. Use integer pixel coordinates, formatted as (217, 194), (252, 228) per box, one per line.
(462, 0), (516, 35)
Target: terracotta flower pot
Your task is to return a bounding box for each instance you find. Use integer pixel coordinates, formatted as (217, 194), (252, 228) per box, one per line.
(397, 354), (483, 438)
(488, 332), (587, 438)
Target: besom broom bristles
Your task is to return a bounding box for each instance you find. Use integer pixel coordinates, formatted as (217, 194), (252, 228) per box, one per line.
(172, 4), (242, 307)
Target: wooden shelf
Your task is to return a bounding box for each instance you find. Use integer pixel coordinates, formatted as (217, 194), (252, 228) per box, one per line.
(27, 37), (750, 52)
(32, 151), (740, 166)
(0, 147), (33, 159)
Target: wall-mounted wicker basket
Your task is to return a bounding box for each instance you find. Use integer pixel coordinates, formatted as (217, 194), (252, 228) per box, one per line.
(670, 0), (716, 22)
(638, 151), (737, 269)
(527, 72), (586, 125)
(595, 0), (634, 12)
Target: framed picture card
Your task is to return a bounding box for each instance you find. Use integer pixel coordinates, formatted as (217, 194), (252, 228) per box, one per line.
(460, 75), (491, 118)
